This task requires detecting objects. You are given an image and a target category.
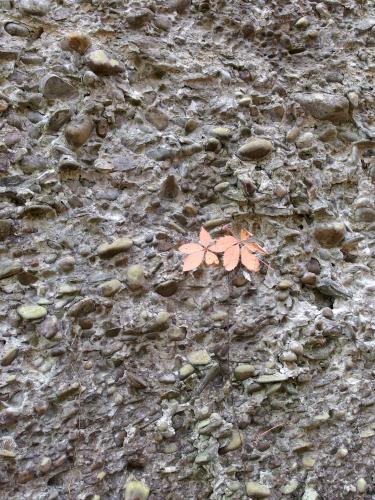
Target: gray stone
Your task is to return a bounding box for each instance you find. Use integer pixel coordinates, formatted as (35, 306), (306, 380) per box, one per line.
(126, 8), (154, 28)
(1, 348), (19, 366)
(154, 280), (178, 297)
(313, 222), (346, 247)
(238, 139), (273, 160)
(98, 279), (122, 297)
(0, 220), (13, 240)
(124, 480), (150, 500)
(234, 364), (255, 380)
(40, 74), (78, 100)
(0, 262), (22, 280)
(65, 116), (94, 147)
(127, 265), (146, 291)
(357, 478), (367, 493)
(295, 92), (350, 123)
(97, 238), (133, 258)
(17, 305), (47, 320)
(47, 108), (72, 132)
(187, 350), (211, 366)
(145, 107), (169, 130)
(4, 22), (31, 37)
(257, 374), (289, 383)
(302, 488), (319, 500)
(19, 0), (50, 15)
(86, 50), (124, 76)
(355, 208), (375, 222)
(245, 481), (271, 498)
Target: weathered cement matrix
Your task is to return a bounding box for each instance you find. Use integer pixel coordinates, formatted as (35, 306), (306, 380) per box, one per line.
(0, 0), (375, 499)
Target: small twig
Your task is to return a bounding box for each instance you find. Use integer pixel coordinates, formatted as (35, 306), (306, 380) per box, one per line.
(254, 423), (285, 444)
(184, 363), (221, 403)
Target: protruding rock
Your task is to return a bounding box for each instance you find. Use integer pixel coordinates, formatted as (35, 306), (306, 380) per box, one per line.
(179, 363), (195, 380)
(212, 127), (232, 140)
(0, 220), (13, 240)
(220, 430), (243, 453)
(86, 50), (124, 76)
(97, 238), (133, 258)
(126, 9), (154, 28)
(234, 364), (255, 381)
(245, 481), (271, 498)
(154, 280), (178, 297)
(257, 373), (289, 383)
(4, 22), (31, 37)
(313, 222), (346, 247)
(0, 262), (22, 280)
(98, 279), (122, 297)
(160, 175), (179, 199)
(295, 92), (350, 123)
(40, 74), (78, 100)
(302, 488), (319, 500)
(48, 108), (72, 132)
(355, 207), (375, 222)
(19, 0), (50, 16)
(145, 107), (169, 130)
(1, 348), (19, 366)
(187, 350), (211, 366)
(127, 265), (146, 291)
(65, 116), (94, 147)
(238, 139), (273, 160)
(68, 298), (95, 318)
(17, 305), (47, 320)
(124, 480), (150, 500)
(357, 478), (367, 494)
(62, 32), (92, 55)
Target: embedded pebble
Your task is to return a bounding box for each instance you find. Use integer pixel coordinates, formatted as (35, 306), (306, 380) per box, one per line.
(40, 74), (78, 100)
(1, 348), (19, 366)
(187, 350), (211, 366)
(127, 265), (146, 291)
(238, 139), (273, 160)
(234, 364), (255, 381)
(65, 116), (94, 147)
(245, 481), (271, 498)
(98, 279), (122, 297)
(97, 238), (133, 258)
(313, 222), (346, 248)
(295, 92), (350, 123)
(302, 488), (319, 500)
(124, 480), (150, 500)
(17, 305), (47, 320)
(357, 478), (367, 493)
(0, 262), (22, 280)
(61, 32), (92, 55)
(86, 50), (124, 76)
(19, 0), (50, 16)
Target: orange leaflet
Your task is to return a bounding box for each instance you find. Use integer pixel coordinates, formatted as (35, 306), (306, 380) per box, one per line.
(178, 227), (219, 272)
(211, 228), (267, 272)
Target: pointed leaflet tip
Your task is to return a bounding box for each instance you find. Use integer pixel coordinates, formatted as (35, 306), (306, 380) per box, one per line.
(246, 242), (268, 255)
(241, 246), (260, 272)
(182, 250), (205, 271)
(199, 227), (212, 248)
(240, 228), (253, 241)
(178, 243), (204, 254)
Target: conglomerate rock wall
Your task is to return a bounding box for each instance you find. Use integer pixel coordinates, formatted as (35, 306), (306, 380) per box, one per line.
(0, 0), (375, 499)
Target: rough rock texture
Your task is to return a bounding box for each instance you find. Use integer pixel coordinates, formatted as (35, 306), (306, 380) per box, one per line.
(0, 0), (375, 499)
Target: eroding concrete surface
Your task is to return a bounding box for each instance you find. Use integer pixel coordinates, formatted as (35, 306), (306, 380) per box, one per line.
(0, 0), (375, 498)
